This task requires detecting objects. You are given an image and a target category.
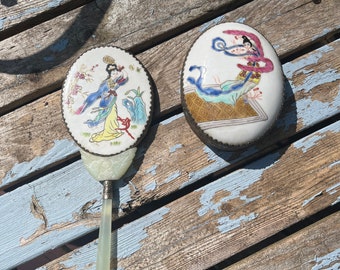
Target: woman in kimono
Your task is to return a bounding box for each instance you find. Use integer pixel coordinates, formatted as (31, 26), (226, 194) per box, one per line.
(76, 56), (129, 142)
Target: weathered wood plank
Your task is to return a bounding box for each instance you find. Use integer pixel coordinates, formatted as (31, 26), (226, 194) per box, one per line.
(1, 41), (339, 268)
(40, 120), (340, 269)
(1, 36), (339, 193)
(1, 0), (339, 269)
(0, 160), (103, 269)
(138, 0), (340, 115)
(0, 0), (77, 34)
(0, 0), (244, 114)
(2, 0), (339, 115)
(225, 211), (340, 270)
(1, 0), (339, 188)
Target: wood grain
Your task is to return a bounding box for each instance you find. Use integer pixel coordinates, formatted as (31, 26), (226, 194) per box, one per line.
(2, 0), (339, 115)
(0, 160), (103, 269)
(0, 0), (339, 268)
(0, 0), (339, 188)
(0, 0), (77, 33)
(1, 40), (339, 268)
(225, 211), (340, 269)
(0, 0), (242, 114)
(40, 121), (340, 269)
(1, 36), (338, 193)
(138, 0), (340, 114)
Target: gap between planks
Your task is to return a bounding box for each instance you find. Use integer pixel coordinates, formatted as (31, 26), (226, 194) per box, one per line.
(34, 120), (340, 269)
(1, 35), (339, 193)
(209, 203), (340, 269)
(2, 0), (337, 116)
(0, 0), (254, 117)
(0, 1), (340, 266)
(0, 0), (340, 198)
(4, 46), (339, 270)
(12, 102), (340, 267)
(0, 0), (94, 41)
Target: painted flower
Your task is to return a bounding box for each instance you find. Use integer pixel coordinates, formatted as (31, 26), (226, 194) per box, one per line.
(71, 84), (82, 95)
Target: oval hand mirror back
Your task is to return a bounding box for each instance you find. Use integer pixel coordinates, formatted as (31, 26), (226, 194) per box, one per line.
(62, 46), (153, 156)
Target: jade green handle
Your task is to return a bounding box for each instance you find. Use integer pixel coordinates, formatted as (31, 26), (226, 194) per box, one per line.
(80, 148), (137, 269)
(96, 183), (113, 270)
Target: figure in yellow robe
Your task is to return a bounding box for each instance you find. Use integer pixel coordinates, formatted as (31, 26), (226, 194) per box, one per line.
(90, 99), (123, 142)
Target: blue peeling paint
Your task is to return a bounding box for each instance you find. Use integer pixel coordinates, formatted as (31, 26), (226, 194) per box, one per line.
(235, 17), (246, 23)
(53, 207), (168, 267)
(283, 56), (320, 81)
(0, 160), (102, 270)
(118, 207), (170, 259)
(327, 119), (340, 133)
(145, 165), (158, 176)
(294, 120), (340, 152)
(165, 171), (181, 183)
(294, 134), (324, 153)
(332, 197), (340, 205)
(160, 113), (184, 125)
(302, 191), (323, 207)
(311, 248), (340, 270)
(182, 146), (232, 188)
(329, 160), (340, 169)
(51, 242), (96, 270)
(8, 0), (66, 21)
(144, 180), (157, 192)
(169, 144), (183, 153)
(218, 213), (257, 233)
(200, 15), (224, 32)
(276, 108), (296, 132)
(295, 92), (340, 127)
(43, 55), (55, 62)
(181, 146), (260, 189)
(197, 151), (279, 217)
(11, 7), (41, 20)
(0, 0), (65, 30)
(15, 225), (98, 270)
(50, 38), (69, 52)
(326, 182), (340, 195)
(203, 145), (233, 162)
(2, 139), (78, 188)
(44, 38), (69, 61)
(119, 183), (133, 205)
(282, 44), (340, 127)
(0, 18), (5, 30)
(294, 68), (340, 93)
(283, 44), (334, 81)
(273, 44), (280, 50)
(312, 28), (332, 41)
(47, 0), (64, 8)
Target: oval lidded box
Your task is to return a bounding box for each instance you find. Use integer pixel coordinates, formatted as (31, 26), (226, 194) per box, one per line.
(181, 22), (283, 150)
(62, 46), (153, 156)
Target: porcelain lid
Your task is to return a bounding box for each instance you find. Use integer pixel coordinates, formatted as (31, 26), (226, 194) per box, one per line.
(181, 22), (283, 150)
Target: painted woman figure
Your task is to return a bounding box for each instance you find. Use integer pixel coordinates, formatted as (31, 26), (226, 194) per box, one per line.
(187, 29), (273, 106)
(76, 55), (129, 142)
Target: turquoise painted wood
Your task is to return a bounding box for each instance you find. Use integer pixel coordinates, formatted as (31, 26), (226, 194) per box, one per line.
(0, 0), (339, 269)
(0, 160), (101, 269)
(1, 0), (338, 189)
(0, 139), (78, 188)
(38, 120), (340, 269)
(1, 38), (339, 190)
(0, 160), (138, 268)
(0, 0), (76, 32)
(0, 39), (339, 268)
